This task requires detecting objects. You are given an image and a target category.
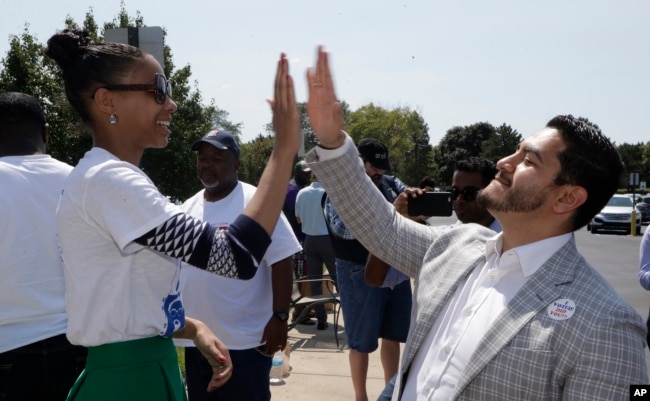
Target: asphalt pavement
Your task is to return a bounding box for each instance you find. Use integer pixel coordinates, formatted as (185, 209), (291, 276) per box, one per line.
(271, 219), (650, 400)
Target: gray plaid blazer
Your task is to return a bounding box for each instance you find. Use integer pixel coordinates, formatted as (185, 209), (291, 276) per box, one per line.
(306, 140), (648, 400)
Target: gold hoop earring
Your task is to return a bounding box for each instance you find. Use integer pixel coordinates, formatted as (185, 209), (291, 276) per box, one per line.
(108, 114), (118, 125)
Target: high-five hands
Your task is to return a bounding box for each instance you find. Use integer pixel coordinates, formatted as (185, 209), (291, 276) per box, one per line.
(306, 46), (345, 149)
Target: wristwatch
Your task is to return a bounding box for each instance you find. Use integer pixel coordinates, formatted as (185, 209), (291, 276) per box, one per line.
(273, 311), (289, 322)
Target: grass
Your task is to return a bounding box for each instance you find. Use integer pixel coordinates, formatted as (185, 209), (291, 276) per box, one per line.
(176, 347), (186, 378)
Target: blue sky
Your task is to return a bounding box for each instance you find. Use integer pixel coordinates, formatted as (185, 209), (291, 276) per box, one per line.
(1, 0), (648, 146)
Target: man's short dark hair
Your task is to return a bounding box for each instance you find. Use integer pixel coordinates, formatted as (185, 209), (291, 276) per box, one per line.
(0, 92), (47, 155)
(454, 157), (498, 187)
(0, 92), (46, 129)
(548, 115), (623, 231)
(419, 176), (436, 189)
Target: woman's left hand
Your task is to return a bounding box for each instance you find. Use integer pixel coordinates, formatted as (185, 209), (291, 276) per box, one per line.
(176, 317), (233, 392)
(193, 321), (232, 392)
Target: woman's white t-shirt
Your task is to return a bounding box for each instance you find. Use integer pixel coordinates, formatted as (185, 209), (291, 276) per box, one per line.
(57, 148), (184, 346)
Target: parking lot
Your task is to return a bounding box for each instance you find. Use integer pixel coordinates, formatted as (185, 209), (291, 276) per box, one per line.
(577, 223), (648, 319)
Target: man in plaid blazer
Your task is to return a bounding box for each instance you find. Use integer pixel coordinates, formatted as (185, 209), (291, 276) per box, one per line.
(303, 47), (647, 400)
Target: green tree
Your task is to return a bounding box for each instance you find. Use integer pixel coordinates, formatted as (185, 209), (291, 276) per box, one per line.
(433, 122), (496, 185)
(265, 101), (351, 159)
(0, 27), (91, 165)
(0, 5), (241, 202)
(480, 123), (522, 163)
(238, 134), (275, 185)
(346, 103), (432, 186)
(617, 142), (645, 189)
(640, 142), (650, 188)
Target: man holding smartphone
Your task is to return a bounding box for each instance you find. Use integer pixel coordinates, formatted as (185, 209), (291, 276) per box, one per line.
(368, 157), (502, 290)
(449, 157), (501, 231)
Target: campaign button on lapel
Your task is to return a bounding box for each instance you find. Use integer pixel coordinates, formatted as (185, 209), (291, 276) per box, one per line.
(547, 298), (576, 321)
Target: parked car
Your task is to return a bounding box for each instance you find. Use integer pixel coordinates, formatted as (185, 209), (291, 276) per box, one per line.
(624, 193), (644, 204)
(636, 195), (650, 224)
(590, 194), (642, 235)
(623, 193), (646, 222)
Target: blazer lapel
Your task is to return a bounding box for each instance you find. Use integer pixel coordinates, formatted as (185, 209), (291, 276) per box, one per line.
(401, 240), (484, 370)
(451, 238), (579, 399)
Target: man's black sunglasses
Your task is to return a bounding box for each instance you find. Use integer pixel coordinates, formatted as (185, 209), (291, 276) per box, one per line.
(103, 74), (172, 104)
(450, 186), (480, 202)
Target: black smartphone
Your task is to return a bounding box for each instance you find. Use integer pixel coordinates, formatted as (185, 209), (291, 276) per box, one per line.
(407, 192), (453, 217)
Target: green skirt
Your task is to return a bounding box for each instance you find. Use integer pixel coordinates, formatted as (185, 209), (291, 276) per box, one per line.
(66, 336), (187, 401)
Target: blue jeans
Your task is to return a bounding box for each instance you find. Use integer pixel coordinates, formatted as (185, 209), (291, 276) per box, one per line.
(336, 258), (412, 353)
(185, 346), (272, 401)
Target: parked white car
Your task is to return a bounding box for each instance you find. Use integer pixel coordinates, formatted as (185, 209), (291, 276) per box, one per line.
(589, 194), (641, 235)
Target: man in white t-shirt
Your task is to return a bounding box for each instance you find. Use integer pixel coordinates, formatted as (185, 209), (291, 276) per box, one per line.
(175, 130), (300, 401)
(0, 92), (87, 400)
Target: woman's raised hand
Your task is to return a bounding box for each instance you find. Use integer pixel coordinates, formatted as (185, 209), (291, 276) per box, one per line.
(268, 53), (301, 156)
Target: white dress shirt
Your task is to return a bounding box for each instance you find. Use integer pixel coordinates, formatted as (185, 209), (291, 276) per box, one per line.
(402, 232), (572, 400)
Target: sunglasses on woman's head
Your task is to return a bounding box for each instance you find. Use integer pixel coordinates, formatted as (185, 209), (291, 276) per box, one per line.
(103, 74), (172, 104)
(450, 186), (480, 202)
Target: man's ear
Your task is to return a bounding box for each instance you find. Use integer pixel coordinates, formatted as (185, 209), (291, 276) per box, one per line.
(554, 185), (587, 215)
(93, 88), (115, 115)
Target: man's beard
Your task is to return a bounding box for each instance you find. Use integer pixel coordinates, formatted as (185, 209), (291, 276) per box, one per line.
(201, 178), (219, 190)
(478, 181), (553, 213)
